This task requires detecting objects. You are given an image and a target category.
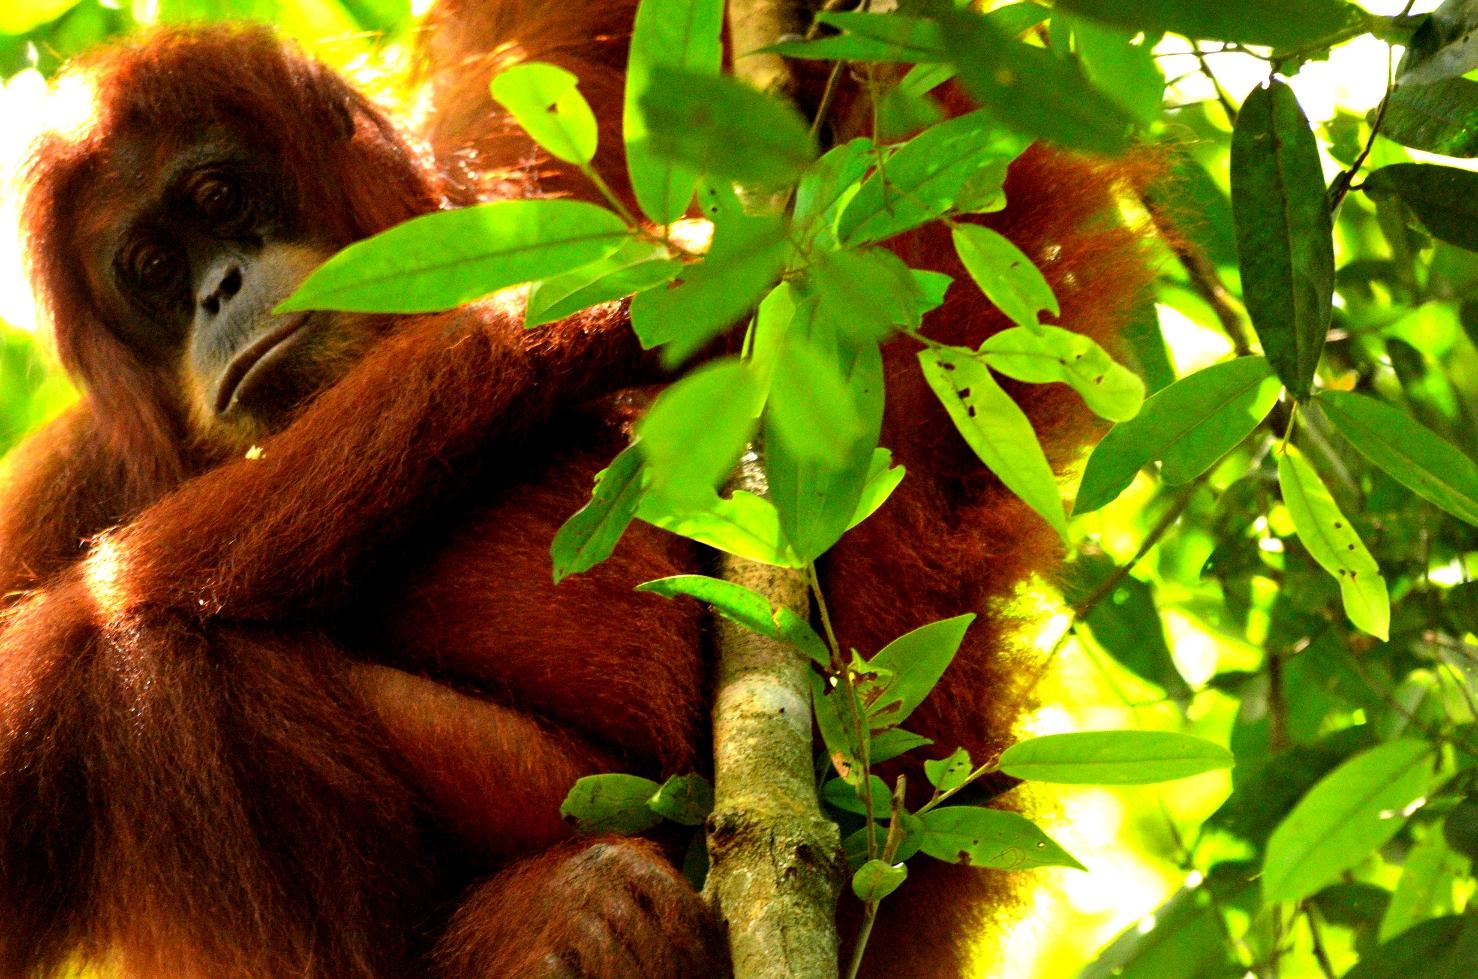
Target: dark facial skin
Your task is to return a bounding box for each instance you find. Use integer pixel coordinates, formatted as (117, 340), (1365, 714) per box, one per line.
(86, 135), (377, 449)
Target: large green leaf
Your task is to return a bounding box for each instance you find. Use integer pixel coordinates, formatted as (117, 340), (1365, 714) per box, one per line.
(1365, 164), (1478, 251)
(489, 62), (598, 166)
(636, 359), (760, 501)
(1075, 357), (1281, 514)
(763, 12), (947, 63)
(918, 347), (1067, 536)
(1382, 78), (1478, 158)
(524, 238), (681, 327)
(623, 0), (724, 223)
(560, 773), (664, 835)
(939, 6), (1132, 154)
(980, 325), (1144, 421)
(837, 111), (1024, 245)
(1277, 444), (1390, 641)
(636, 574), (829, 666)
(1317, 390), (1478, 527)
(998, 731), (1233, 784)
(918, 807), (1085, 870)
(1231, 81), (1334, 399)
(1262, 739), (1435, 903)
(951, 224), (1058, 333)
(280, 200), (631, 313)
(1055, 0), (1362, 48)
(864, 614), (975, 729)
(639, 68), (817, 190)
(550, 442), (645, 584)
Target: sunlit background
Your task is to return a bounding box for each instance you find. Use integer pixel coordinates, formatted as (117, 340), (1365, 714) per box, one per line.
(0, 2), (1465, 977)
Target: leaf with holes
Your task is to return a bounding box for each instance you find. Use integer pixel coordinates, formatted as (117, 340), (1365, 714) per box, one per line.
(918, 347), (1066, 536)
(1277, 445), (1389, 641)
(951, 224), (1058, 333)
(490, 62), (599, 166)
(919, 807), (1085, 870)
(981, 325), (1144, 421)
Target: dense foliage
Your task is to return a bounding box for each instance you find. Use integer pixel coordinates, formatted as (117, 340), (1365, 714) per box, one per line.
(3, 0), (1478, 976)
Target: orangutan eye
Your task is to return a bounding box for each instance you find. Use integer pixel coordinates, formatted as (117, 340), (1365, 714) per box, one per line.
(118, 236), (183, 293)
(189, 171), (248, 228)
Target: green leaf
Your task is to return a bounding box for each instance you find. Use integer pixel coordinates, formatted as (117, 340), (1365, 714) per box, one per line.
(1062, 554), (1190, 699)
(998, 731), (1234, 784)
(865, 614), (975, 728)
(793, 138), (876, 250)
(489, 62), (598, 166)
(636, 574), (829, 666)
(630, 212), (788, 364)
(918, 807), (1086, 870)
(1345, 914), (1478, 979)
(1263, 739), (1435, 903)
(1231, 81), (1334, 399)
(918, 347), (1068, 537)
(637, 489), (803, 567)
(871, 728), (934, 764)
(980, 325), (1144, 422)
(1277, 444), (1390, 641)
(1379, 832), (1468, 942)
(1382, 78), (1478, 158)
(1065, 16), (1164, 125)
(766, 330), (885, 562)
(852, 859), (908, 902)
(940, 7), (1133, 154)
(806, 248), (929, 339)
(279, 200), (631, 313)
(951, 224), (1059, 333)
(624, 0), (724, 223)
(824, 775), (894, 818)
(1317, 390), (1478, 527)
(846, 449), (906, 532)
(1075, 356), (1281, 514)
(1054, 0), (1361, 48)
(524, 238), (681, 327)
(1365, 164), (1478, 251)
(925, 748), (973, 792)
(560, 773), (664, 835)
(837, 111), (1025, 245)
(843, 814), (926, 869)
(1081, 886), (1237, 979)
(764, 12), (947, 63)
(636, 360), (760, 501)
(640, 67), (817, 189)
(550, 442), (645, 583)
(648, 774), (714, 826)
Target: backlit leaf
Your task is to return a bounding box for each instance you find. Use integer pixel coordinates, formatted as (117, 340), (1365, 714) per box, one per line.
(1262, 739), (1434, 903)
(918, 347), (1067, 536)
(980, 325), (1144, 421)
(866, 614), (975, 729)
(1277, 444), (1390, 640)
(489, 62), (598, 166)
(280, 200), (630, 313)
(624, 0), (724, 222)
(1075, 357), (1281, 514)
(1317, 390), (1478, 527)
(998, 731), (1234, 784)
(919, 807), (1085, 870)
(550, 442), (645, 583)
(952, 224), (1059, 333)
